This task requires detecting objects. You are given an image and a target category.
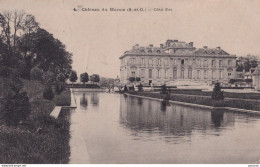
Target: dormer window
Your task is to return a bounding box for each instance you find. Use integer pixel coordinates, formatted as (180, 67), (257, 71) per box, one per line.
(204, 51), (207, 54)
(156, 50), (160, 53)
(140, 50), (145, 53)
(148, 50), (152, 53)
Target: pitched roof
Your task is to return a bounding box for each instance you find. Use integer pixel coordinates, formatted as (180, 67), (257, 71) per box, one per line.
(195, 47), (229, 55)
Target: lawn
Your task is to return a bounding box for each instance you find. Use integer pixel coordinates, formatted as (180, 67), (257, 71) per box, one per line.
(0, 77), (72, 164)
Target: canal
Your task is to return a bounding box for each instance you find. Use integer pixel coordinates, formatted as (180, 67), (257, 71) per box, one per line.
(70, 92), (260, 164)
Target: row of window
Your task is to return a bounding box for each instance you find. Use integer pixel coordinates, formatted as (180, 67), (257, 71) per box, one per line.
(124, 58), (233, 67)
(128, 69), (231, 79)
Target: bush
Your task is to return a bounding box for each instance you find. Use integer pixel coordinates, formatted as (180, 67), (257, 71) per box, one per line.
(212, 83), (224, 100)
(42, 71), (56, 84)
(161, 84), (167, 94)
(0, 77), (31, 126)
(0, 66), (11, 77)
(55, 84), (65, 95)
(69, 70), (78, 83)
(137, 83), (143, 92)
(30, 66), (44, 81)
(43, 85), (54, 100)
(56, 73), (66, 83)
(123, 85), (128, 92)
(128, 77), (135, 83)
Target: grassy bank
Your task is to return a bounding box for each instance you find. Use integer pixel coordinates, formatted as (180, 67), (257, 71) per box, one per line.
(128, 91), (260, 111)
(0, 77), (71, 163)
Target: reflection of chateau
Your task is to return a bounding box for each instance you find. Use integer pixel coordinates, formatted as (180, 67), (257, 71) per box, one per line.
(120, 96), (235, 136)
(119, 40), (236, 86)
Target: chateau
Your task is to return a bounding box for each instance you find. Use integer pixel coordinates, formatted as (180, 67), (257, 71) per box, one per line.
(119, 39), (236, 86)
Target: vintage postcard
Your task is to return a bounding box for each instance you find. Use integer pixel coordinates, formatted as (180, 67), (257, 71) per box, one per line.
(0, 0), (260, 166)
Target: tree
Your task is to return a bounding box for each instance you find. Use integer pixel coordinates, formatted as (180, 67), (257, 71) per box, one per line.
(69, 70), (78, 84)
(56, 73), (66, 83)
(236, 55), (259, 72)
(212, 82), (224, 100)
(80, 72), (89, 85)
(123, 85), (128, 92)
(137, 83), (143, 92)
(0, 77), (31, 126)
(43, 85), (54, 100)
(90, 74), (100, 84)
(136, 77), (141, 82)
(42, 70), (55, 84)
(30, 66), (43, 81)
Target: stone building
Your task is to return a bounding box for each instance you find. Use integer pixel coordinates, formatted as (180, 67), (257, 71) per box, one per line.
(119, 39), (236, 86)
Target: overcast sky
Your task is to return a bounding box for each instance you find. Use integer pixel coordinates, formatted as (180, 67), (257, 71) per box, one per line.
(0, 0), (260, 78)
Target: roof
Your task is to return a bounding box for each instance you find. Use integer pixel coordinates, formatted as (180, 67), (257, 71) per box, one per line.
(252, 67), (260, 75)
(195, 47), (229, 55)
(124, 45), (165, 54)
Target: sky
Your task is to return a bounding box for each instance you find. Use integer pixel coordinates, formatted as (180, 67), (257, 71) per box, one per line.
(0, 0), (260, 78)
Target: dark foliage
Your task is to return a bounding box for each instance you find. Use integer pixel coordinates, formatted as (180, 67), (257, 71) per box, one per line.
(80, 72), (89, 84)
(55, 84), (65, 95)
(43, 85), (54, 100)
(69, 70), (78, 83)
(128, 77), (135, 82)
(212, 83), (224, 100)
(137, 83), (143, 92)
(0, 77), (31, 126)
(124, 85), (128, 92)
(161, 84), (168, 94)
(30, 66), (44, 81)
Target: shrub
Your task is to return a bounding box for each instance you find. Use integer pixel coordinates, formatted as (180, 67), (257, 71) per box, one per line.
(136, 77), (141, 82)
(55, 84), (65, 95)
(56, 73), (66, 83)
(123, 85), (128, 92)
(30, 66), (44, 81)
(42, 71), (56, 84)
(128, 77), (135, 83)
(69, 70), (78, 83)
(161, 84), (167, 94)
(212, 83), (224, 100)
(137, 83), (143, 92)
(43, 85), (54, 100)
(0, 77), (31, 126)
(0, 66), (11, 77)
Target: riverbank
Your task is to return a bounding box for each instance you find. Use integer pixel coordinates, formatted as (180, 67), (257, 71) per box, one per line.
(126, 91), (260, 112)
(0, 78), (71, 163)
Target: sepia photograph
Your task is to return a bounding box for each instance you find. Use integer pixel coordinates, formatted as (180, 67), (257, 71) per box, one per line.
(0, 0), (260, 165)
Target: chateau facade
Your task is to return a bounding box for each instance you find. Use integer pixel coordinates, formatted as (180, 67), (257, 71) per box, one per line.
(119, 40), (236, 86)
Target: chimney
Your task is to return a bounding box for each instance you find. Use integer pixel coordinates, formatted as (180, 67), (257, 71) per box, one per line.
(133, 44), (139, 49)
(216, 46), (221, 49)
(160, 44), (164, 49)
(149, 44), (153, 48)
(189, 42), (193, 47)
(203, 46), (208, 49)
(173, 40), (178, 42)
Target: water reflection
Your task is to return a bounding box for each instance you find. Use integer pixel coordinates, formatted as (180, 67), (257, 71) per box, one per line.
(211, 109), (224, 127)
(120, 96), (236, 138)
(80, 93), (88, 109)
(91, 93), (99, 106)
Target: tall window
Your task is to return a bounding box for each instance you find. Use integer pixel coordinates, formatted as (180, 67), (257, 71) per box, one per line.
(212, 70), (215, 79)
(149, 69), (153, 78)
(181, 59), (184, 65)
(212, 60), (216, 66)
(165, 69), (168, 78)
(148, 59), (153, 66)
(228, 60), (232, 66)
(219, 71), (223, 79)
(219, 60), (223, 67)
(189, 59), (192, 66)
(131, 70), (135, 75)
(132, 58), (136, 64)
(197, 59), (201, 66)
(204, 70), (208, 79)
(197, 70), (200, 79)
(188, 70), (192, 79)
(181, 70), (184, 79)
(140, 69), (145, 78)
(141, 58), (145, 65)
(164, 59), (169, 66)
(173, 70), (177, 79)
(173, 59), (177, 65)
(204, 60), (208, 66)
(228, 72), (232, 78)
(158, 59), (162, 66)
(157, 69), (160, 78)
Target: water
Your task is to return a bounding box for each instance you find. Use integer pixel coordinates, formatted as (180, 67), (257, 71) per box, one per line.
(70, 92), (260, 164)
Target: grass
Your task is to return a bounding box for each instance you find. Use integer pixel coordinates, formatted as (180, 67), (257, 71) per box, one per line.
(169, 89), (260, 100)
(0, 77), (72, 164)
(128, 91), (260, 111)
